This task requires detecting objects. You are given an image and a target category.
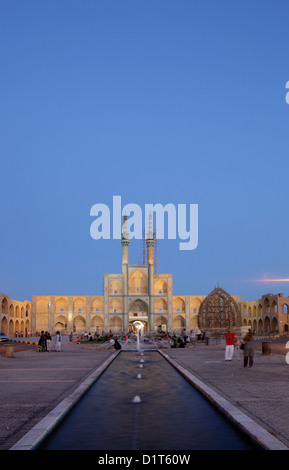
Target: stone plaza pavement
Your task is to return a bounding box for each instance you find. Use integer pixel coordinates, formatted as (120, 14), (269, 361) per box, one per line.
(164, 341), (289, 450)
(0, 338), (115, 450)
(0, 336), (289, 450)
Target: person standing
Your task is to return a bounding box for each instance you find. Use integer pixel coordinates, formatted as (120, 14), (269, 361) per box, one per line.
(196, 329), (202, 342)
(242, 329), (255, 368)
(224, 328), (237, 361)
(46, 332), (52, 352)
(190, 330), (196, 344)
(39, 331), (46, 352)
(204, 330), (210, 346)
(55, 331), (62, 352)
(181, 329), (188, 343)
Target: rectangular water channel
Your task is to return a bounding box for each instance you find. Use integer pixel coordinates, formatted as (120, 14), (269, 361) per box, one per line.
(39, 351), (259, 450)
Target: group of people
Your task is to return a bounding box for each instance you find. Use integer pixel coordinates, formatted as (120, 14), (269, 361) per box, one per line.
(224, 328), (255, 367)
(38, 330), (62, 352)
(170, 329), (210, 348)
(171, 336), (186, 348)
(38, 328), (255, 365)
(195, 329), (210, 345)
(70, 332), (96, 342)
(14, 331), (26, 338)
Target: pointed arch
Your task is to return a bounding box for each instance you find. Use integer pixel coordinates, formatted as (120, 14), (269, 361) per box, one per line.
(128, 270), (148, 294)
(154, 298), (167, 313)
(73, 314), (86, 333)
(1, 316), (8, 334)
(264, 297), (270, 314)
(55, 314), (67, 333)
(109, 279), (123, 295)
(154, 279), (167, 295)
(109, 298), (123, 313)
(1, 297), (8, 315)
(73, 297), (86, 313)
(173, 315), (186, 333)
(9, 304), (14, 318)
(91, 315), (104, 332)
(264, 316), (270, 333)
(154, 315), (168, 331)
(173, 297), (185, 313)
(128, 299), (148, 315)
(108, 315), (123, 333)
(9, 319), (14, 336)
(271, 300), (278, 314)
(55, 297), (68, 313)
(91, 297), (104, 313)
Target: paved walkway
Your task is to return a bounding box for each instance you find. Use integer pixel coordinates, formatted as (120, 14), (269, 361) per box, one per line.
(164, 341), (289, 450)
(0, 338), (115, 450)
(1, 337), (289, 450)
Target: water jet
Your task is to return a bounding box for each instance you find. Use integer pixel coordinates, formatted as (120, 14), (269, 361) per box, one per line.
(132, 395), (141, 403)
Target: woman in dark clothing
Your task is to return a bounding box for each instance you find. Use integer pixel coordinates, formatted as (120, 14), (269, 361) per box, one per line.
(242, 329), (255, 368)
(114, 338), (122, 350)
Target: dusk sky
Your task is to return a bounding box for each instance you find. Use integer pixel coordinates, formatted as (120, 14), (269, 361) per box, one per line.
(1, 1), (289, 302)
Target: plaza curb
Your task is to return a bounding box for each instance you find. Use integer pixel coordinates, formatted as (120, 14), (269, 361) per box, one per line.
(9, 350), (120, 451)
(8, 340), (38, 345)
(158, 350), (289, 451)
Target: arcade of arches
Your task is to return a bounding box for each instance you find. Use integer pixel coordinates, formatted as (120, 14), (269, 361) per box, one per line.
(2, 288), (289, 337)
(1, 235), (289, 336)
(241, 293), (289, 334)
(0, 294), (31, 336)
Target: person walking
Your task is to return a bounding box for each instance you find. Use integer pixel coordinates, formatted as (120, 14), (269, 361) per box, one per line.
(55, 331), (62, 352)
(242, 329), (255, 368)
(224, 328), (237, 361)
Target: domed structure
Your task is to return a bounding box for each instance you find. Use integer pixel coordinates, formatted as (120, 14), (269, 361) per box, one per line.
(198, 287), (241, 333)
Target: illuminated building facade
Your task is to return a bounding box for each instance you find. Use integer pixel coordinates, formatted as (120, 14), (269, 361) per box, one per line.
(1, 216), (288, 336)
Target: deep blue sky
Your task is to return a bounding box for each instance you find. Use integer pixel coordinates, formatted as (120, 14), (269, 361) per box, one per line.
(1, 1), (289, 302)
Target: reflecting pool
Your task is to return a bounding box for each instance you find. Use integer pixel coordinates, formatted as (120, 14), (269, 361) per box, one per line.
(39, 352), (258, 450)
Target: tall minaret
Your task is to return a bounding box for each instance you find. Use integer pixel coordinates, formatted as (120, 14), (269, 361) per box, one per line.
(146, 211), (155, 266)
(121, 213), (129, 265)
(146, 212), (155, 331)
(121, 214), (129, 331)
